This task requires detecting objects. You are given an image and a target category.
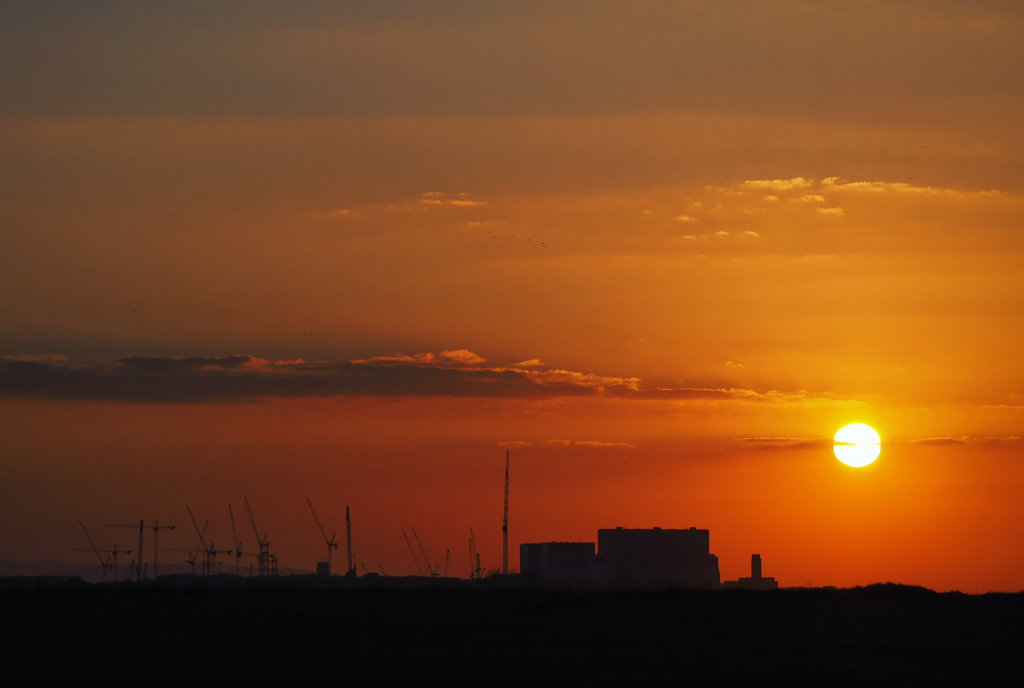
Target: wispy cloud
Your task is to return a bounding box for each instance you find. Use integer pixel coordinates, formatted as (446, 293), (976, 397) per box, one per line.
(741, 177), (812, 191)
(0, 354), (857, 406)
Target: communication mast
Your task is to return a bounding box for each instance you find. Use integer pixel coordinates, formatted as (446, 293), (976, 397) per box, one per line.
(502, 449), (509, 576)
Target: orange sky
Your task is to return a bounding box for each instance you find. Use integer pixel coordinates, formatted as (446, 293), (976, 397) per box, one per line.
(2, 0), (1024, 590)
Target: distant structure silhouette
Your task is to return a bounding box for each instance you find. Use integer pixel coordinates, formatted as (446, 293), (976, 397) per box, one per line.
(724, 554), (779, 590)
(521, 526), (722, 589)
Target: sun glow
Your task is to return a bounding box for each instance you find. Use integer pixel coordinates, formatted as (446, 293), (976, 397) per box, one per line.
(833, 423), (881, 468)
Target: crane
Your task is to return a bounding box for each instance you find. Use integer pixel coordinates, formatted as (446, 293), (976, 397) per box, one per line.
(106, 521), (144, 581)
(306, 497), (337, 576)
(185, 507), (231, 575)
(228, 504), (242, 576)
(469, 528), (482, 579)
(243, 496), (271, 577)
(503, 449), (509, 576)
(106, 520), (174, 580)
(444, 549), (450, 578)
(345, 506), (354, 576)
(413, 529), (438, 577)
(401, 528), (424, 576)
(76, 520), (112, 580)
(167, 516), (209, 575)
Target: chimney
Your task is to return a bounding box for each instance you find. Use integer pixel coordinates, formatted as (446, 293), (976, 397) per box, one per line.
(751, 554), (762, 579)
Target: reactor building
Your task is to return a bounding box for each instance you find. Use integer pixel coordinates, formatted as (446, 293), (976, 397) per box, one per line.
(521, 526), (722, 589)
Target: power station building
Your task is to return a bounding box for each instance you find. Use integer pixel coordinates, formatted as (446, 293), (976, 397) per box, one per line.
(597, 527), (721, 589)
(520, 542), (595, 582)
(520, 526), (722, 589)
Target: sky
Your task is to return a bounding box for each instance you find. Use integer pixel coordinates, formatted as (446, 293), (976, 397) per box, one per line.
(2, 0), (1024, 589)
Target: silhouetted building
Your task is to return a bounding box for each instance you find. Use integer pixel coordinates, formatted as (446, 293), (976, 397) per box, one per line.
(316, 562), (330, 578)
(596, 527), (720, 589)
(520, 542), (595, 582)
(724, 554), (778, 590)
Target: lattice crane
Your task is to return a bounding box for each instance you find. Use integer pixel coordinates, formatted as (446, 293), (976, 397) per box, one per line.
(306, 497), (337, 575)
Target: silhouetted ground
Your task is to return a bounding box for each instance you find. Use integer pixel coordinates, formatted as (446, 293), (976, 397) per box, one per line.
(4, 581), (1022, 683)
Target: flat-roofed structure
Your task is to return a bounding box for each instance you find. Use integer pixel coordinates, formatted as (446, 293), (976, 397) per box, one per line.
(520, 542), (595, 583)
(597, 527), (720, 589)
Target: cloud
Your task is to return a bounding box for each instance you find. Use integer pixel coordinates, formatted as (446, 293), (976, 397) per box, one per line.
(798, 194), (825, 203)
(514, 359), (545, 367)
(543, 439), (571, 447)
(574, 440), (635, 449)
(724, 361), (744, 369)
(0, 355), (859, 405)
(740, 231), (759, 237)
(909, 436), (1023, 446)
(419, 192), (486, 207)
(676, 214), (697, 222)
(816, 207), (844, 216)
(497, 440), (531, 448)
(2, 354), (69, 363)
(352, 349), (486, 366)
(733, 437), (830, 449)
(741, 178), (812, 191)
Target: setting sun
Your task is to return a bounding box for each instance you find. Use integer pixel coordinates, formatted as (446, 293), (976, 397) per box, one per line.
(833, 424), (881, 468)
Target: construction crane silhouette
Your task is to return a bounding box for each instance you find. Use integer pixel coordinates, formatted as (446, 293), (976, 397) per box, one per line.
(76, 520), (112, 580)
(106, 519), (176, 580)
(345, 506), (354, 576)
(186, 506), (232, 575)
(503, 449), (509, 575)
(444, 549), (450, 578)
(306, 497), (337, 576)
(401, 528), (425, 576)
(413, 528), (439, 577)
(243, 496), (273, 577)
(165, 517), (208, 575)
(228, 504), (242, 576)
(469, 528), (482, 579)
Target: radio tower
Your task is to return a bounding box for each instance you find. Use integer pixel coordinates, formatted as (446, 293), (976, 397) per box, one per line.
(502, 449), (509, 575)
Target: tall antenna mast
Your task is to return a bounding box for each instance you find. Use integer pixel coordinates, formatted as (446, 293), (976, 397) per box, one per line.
(346, 506), (353, 574)
(502, 449), (509, 575)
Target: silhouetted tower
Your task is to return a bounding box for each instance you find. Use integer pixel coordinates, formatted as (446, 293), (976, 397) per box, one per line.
(346, 506), (353, 575)
(306, 497), (337, 576)
(502, 449), (509, 575)
(751, 554), (762, 579)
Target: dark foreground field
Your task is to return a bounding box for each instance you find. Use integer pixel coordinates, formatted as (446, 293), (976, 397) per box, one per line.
(5, 581), (1023, 684)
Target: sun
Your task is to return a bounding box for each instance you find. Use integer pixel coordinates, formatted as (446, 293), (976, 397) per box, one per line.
(833, 423), (881, 467)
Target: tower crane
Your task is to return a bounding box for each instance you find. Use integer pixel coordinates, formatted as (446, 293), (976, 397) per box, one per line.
(306, 497), (337, 576)
(243, 496), (271, 577)
(106, 519), (175, 580)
